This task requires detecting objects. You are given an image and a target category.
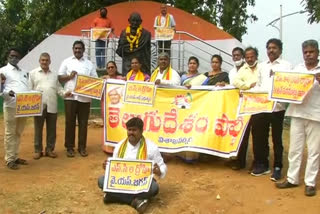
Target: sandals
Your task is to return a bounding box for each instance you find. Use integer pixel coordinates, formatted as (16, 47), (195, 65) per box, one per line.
(7, 161), (19, 170)
(15, 158), (28, 165)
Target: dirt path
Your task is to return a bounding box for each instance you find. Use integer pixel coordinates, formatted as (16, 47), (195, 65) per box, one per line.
(0, 116), (319, 214)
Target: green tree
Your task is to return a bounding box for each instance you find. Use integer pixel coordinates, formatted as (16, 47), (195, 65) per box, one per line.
(0, 0), (256, 66)
(301, 0), (320, 23)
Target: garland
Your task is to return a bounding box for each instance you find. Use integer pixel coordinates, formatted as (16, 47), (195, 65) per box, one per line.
(156, 14), (171, 27)
(118, 136), (147, 160)
(126, 25), (143, 51)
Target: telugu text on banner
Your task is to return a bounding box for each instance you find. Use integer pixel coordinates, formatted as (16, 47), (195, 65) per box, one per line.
(155, 27), (175, 41)
(103, 158), (154, 194)
(15, 91), (42, 117)
(269, 71), (315, 103)
(237, 92), (275, 116)
(124, 81), (155, 106)
(73, 75), (105, 100)
(104, 82), (250, 158)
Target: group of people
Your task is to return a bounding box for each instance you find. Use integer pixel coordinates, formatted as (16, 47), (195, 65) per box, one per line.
(0, 4), (320, 213)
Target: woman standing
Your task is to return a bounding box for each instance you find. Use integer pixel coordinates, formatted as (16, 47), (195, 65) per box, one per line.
(202, 55), (229, 86)
(126, 57), (150, 81)
(180, 56), (203, 87)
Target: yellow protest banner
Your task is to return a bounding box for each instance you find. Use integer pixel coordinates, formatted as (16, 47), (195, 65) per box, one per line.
(90, 28), (111, 41)
(270, 71), (315, 103)
(124, 81), (155, 106)
(155, 27), (175, 41)
(15, 91), (42, 117)
(73, 75), (105, 100)
(237, 92), (275, 116)
(104, 82), (251, 158)
(103, 158), (153, 194)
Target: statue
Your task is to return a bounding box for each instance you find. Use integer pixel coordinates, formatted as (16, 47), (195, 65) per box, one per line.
(116, 12), (151, 76)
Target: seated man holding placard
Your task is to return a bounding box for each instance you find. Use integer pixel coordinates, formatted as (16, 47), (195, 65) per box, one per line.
(98, 117), (167, 213)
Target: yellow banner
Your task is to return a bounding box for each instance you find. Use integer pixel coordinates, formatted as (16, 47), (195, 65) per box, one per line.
(103, 158), (153, 194)
(90, 28), (111, 41)
(15, 92), (42, 117)
(104, 82), (250, 158)
(155, 27), (175, 41)
(124, 81), (155, 106)
(238, 92), (275, 116)
(73, 75), (105, 100)
(270, 71), (315, 103)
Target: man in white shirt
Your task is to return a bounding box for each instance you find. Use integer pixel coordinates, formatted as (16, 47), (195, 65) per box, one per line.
(29, 53), (65, 159)
(0, 48), (29, 170)
(150, 52), (181, 85)
(98, 117), (167, 213)
(154, 4), (176, 55)
(251, 39), (292, 179)
(58, 40), (98, 157)
(229, 47), (245, 85)
(276, 39), (320, 197)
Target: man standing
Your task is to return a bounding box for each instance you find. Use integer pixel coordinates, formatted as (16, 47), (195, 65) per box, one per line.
(0, 48), (29, 170)
(29, 53), (65, 160)
(58, 40), (98, 157)
(232, 47), (261, 170)
(252, 39), (292, 179)
(150, 52), (180, 85)
(91, 7), (114, 69)
(229, 47), (245, 85)
(116, 12), (151, 76)
(154, 4), (176, 55)
(276, 40), (320, 197)
(98, 117), (167, 213)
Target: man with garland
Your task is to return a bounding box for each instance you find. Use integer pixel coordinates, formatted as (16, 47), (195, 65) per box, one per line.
(98, 117), (167, 213)
(150, 52), (180, 85)
(154, 4), (176, 56)
(116, 13), (151, 76)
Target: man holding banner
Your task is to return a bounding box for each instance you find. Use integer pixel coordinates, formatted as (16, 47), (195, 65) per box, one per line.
(276, 40), (320, 197)
(255, 39), (292, 180)
(58, 40), (98, 158)
(150, 52), (180, 85)
(98, 117), (167, 213)
(0, 48), (29, 170)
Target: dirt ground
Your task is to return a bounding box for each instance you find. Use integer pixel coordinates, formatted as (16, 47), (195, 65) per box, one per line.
(0, 116), (319, 214)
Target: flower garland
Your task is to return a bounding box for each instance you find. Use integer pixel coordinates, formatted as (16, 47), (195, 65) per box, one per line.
(126, 25), (142, 51)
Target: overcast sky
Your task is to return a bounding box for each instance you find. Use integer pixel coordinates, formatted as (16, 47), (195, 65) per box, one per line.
(242, 0), (320, 66)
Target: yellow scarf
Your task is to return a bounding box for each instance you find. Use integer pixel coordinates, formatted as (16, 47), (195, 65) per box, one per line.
(157, 14), (171, 27)
(118, 136), (147, 160)
(126, 25), (143, 51)
(126, 70), (145, 81)
(150, 66), (172, 82)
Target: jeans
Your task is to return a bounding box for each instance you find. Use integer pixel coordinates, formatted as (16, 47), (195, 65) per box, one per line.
(95, 39), (106, 68)
(98, 175), (159, 205)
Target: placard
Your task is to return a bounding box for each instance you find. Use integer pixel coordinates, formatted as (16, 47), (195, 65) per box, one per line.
(90, 28), (111, 41)
(73, 75), (105, 100)
(15, 91), (42, 117)
(155, 27), (175, 41)
(123, 81), (155, 106)
(237, 92), (275, 116)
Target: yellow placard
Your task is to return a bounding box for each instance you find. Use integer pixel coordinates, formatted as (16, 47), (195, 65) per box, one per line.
(103, 158), (153, 194)
(73, 75), (105, 100)
(104, 82), (251, 158)
(15, 92), (42, 117)
(270, 71), (315, 103)
(237, 92), (275, 116)
(155, 27), (175, 41)
(124, 81), (155, 106)
(90, 28), (111, 41)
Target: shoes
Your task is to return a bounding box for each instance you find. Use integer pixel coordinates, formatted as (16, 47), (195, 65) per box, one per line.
(33, 152), (43, 160)
(78, 150), (88, 157)
(15, 158), (28, 165)
(45, 151), (57, 158)
(7, 161), (19, 170)
(66, 149), (75, 158)
(131, 198), (149, 214)
(270, 167), (282, 181)
(305, 186), (316, 197)
(275, 180), (298, 189)
(251, 164), (271, 176)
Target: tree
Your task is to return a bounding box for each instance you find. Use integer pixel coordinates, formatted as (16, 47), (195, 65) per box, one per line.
(301, 0), (320, 23)
(0, 0), (257, 66)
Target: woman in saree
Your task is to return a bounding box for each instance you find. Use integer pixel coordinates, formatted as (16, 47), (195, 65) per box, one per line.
(202, 54), (229, 86)
(180, 56), (203, 87)
(126, 57), (150, 81)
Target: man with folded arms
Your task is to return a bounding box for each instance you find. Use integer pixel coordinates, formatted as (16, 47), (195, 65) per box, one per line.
(276, 39), (320, 197)
(29, 53), (65, 159)
(98, 117), (167, 213)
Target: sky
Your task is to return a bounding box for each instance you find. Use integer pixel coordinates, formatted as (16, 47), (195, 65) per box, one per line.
(242, 0), (320, 66)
